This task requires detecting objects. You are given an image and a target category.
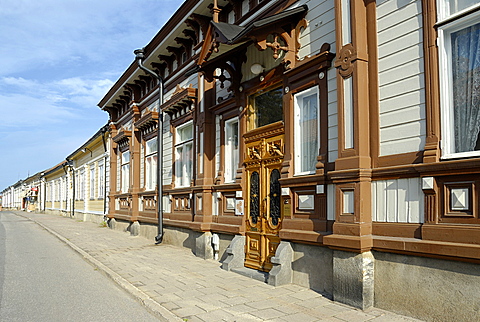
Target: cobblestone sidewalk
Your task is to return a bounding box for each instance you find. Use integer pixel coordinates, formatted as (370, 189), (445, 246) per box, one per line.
(12, 211), (422, 322)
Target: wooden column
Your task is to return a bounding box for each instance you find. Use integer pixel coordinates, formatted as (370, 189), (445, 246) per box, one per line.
(193, 75), (216, 230)
(107, 124), (118, 219)
(422, 0), (441, 163)
(130, 128), (141, 222)
(324, 0), (377, 253)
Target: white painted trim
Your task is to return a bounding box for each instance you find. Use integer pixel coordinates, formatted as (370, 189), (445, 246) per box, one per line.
(438, 8), (480, 158)
(422, 177), (434, 190)
(224, 117), (239, 183)
(341, 0), (352, 45)
(344, 77), (354, 149)
(293, 86), (320, 176)
(199, 130), (204, 174)
(343, 190), (354, 214)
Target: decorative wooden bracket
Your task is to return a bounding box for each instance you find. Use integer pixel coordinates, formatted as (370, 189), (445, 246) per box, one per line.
(334, 43), (357, 78)
(295, 18), (308, 61)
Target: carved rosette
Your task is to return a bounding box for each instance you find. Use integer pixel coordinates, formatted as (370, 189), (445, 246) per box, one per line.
(265, 34), (289, 60)
(334, 43), (357, 78)
(255, 32), (294, 68)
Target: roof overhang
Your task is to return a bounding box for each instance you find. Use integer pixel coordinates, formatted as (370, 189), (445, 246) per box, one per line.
(198, 4), (308, 65)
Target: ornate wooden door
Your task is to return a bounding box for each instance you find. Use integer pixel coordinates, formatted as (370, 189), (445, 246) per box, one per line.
(244, 126), (284, 272)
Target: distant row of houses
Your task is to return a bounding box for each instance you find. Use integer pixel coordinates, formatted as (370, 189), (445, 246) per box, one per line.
(2, 0), (480, 321)
(1, 125), (109, 223)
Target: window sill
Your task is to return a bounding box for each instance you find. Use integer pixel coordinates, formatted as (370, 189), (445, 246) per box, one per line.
(293, 171), (316, 177)
(441, 151), (480, 161)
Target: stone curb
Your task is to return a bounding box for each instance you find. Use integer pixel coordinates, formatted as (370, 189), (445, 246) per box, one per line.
(17, 212), (181, 322)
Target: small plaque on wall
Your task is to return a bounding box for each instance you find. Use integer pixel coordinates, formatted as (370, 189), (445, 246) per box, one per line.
(235, 199), (244, 216)
(226, 197), (236, 210)
(283, 199), (291, 217)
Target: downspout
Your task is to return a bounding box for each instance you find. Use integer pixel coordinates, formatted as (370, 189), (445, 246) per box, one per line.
(41, 173), (46, 212)
(134, 48), (164, 244)
(66, 159), (75, 217)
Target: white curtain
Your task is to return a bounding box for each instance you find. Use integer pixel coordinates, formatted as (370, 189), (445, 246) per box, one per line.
(453, 22), (480, 153)
(301, 94), (318, 171)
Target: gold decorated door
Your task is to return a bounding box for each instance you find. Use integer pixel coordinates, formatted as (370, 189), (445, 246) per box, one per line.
(244, 129), (284, 272)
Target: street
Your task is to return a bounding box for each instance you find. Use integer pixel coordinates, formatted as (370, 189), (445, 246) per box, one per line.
(0, 211), (159, 321)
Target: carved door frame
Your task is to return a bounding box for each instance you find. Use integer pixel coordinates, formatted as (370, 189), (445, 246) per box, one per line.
(244, 122), (284, 271)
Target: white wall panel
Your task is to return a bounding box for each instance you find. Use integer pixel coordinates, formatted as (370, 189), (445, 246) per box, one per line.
(296, 0), (336, 59)
(379, 45), (424, 72)
(327, 68), (338, 162)
(215, 115), (220, 175)
(381, 121), (426, 143)
(372, 178), (424, 223)
(380, 90), (426, 114)
(379, 75), (424, 101)
(377, 0), (426, 156)
(327, 184), (336, 221)
(140, 144), (144, 188)
(162, 114), (173, 185)
(381, 105), (425, 128)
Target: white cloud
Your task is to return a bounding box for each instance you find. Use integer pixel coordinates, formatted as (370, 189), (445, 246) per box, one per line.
(0, 93), (76, 128)
(0, 0), (180, 77)
(55, 77), (114, 107)
(0, 0), (182, 190)
(1, 75), (114, 112)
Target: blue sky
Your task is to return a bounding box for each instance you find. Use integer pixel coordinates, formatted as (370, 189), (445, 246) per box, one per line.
(0, 0), (180, 191)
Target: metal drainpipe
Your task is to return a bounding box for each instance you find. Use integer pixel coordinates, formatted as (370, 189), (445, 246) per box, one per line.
(41, 173), (46, 212)
(134, 48), (164, 244)
(66, 159), (75, 217)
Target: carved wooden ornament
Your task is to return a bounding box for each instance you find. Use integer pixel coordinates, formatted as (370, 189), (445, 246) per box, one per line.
(334, 43), (357, 78)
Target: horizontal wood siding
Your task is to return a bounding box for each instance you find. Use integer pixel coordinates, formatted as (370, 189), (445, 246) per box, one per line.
(327, 184), (335, 221)
(297, 0), (336, 59)
(377, 0), (426, 156)
(327, 68), (338, 162)
(105, 155), (110, 213)
(215, 115), (221, 176)
(297, 0), (337, 162)
(140, 143), (144, 188)
(88, 200), (104, 212)
(163, 114), (173, 186)
(372, 178), (424, 223)
(116, 153), (121, 191)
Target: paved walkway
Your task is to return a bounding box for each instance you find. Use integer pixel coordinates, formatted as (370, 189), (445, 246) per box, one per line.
(8, 211), (422, 322)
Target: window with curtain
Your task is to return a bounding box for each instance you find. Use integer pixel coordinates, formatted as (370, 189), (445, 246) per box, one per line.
(90, 165), (95, 199)
(75, 173), (79, 200)
(224, 118), (239, 183)
(175, 122), (193, 188)
(98, 162), (104, 199)
(294, 86), (320, 175)
(145, 137), (158, 191)
(121, 151), (130, 193)
(79, 169), (85, 200)
(438, 1), (480, 158)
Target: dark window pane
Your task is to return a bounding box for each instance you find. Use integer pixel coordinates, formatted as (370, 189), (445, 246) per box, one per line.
(254, 87), (283, 127)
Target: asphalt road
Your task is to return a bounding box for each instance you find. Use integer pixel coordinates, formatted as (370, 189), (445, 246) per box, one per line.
(0, 211), (159, 321)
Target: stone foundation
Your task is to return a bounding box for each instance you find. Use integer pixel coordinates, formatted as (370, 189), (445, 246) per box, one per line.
(106, 219), (236, 261)
(374, 251), (480, 321)
(333, 250), (374, 310)
(291, 243), (333, 295)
